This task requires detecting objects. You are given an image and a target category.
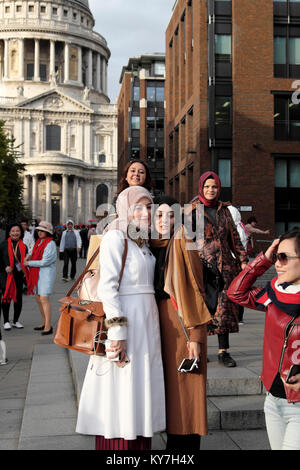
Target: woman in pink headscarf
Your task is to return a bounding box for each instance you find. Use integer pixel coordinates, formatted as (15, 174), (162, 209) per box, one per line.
(193, 172), (248, 367)
(76, 186), (165, 450)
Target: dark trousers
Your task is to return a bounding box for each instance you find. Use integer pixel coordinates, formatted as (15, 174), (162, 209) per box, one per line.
(166, 434), (201, 450)
(63, 249), (77, 280)
(218, 332), (230, 350)
(1, 271), (24, 323)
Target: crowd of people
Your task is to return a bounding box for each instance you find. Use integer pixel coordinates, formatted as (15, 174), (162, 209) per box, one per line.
(0, 159), (299, 451)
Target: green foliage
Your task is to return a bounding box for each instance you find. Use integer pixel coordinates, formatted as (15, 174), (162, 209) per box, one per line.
(0, 120), (26, 221)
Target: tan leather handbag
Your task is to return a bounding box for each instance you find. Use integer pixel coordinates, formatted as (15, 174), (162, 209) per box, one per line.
(54, 239), (128, 355)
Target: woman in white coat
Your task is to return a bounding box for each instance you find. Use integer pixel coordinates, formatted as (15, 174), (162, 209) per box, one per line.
(76, 186), (165, 450)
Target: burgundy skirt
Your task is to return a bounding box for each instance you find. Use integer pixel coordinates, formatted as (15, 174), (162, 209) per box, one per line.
(95, 436), (152, 451)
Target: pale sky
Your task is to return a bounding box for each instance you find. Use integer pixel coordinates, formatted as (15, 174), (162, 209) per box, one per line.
(89, 0), (175, 103)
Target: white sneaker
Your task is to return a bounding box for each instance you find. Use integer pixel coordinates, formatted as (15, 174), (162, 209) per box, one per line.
(12, 322), (24, 329)
(4, 322), (11, 330)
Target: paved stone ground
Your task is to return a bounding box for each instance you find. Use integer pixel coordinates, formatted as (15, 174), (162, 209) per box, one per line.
(0, 257), (271, 450)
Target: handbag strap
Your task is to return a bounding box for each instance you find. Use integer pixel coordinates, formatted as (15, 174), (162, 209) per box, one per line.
(66, 237), (128, 297)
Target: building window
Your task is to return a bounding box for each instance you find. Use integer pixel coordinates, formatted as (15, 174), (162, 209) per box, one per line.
(131, 116), (140, 130)
(98, 153), (106, 164)
(274, 156), (300, 234)
(26, 64), (34, 80)
(215, 34), (232, 62)
(52, 7), (58, 15)
(40, 5), (46, 13)
(275, 158), (300, 188)
(274, 24), (300, 77)
(131, 147), (140, 159)
(274, 95), (300, 140)
(16, 5), (22, 13)
(132, 86), (140, 102)
(28, 5), (34, 12)
(64, 9), (68, 17)
(5, 6), (10, 13)
(46, 125), (61, 151)
(154, 62), (165, 76)
(147, 86), (164, 103)
(218, 159), (231, 187)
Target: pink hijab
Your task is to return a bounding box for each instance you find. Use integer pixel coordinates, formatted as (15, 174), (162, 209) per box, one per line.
(106, 186), (153, 235)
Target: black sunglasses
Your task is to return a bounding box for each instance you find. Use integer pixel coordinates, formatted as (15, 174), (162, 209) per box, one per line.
(273, 252), (300, 263)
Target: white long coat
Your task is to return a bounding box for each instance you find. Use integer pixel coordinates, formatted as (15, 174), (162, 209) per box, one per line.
(76, 230), (166, 440)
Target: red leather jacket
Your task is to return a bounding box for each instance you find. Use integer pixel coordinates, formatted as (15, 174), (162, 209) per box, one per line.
(227, 253), (300, 403)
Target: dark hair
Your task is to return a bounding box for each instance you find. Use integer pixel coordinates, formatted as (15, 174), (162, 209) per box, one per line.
(247, 216), (257, 224)
(117, 160), (153, 195)
(5, 223), (24, 240)
(279, 228), (300, 256)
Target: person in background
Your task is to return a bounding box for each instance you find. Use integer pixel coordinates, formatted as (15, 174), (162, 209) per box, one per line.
(87, 224), (97, 241)
(228, 228), (300, 450)
(79, 225), (89, 258)
(59, 220), (82, 281)
(228, 206), (248, 325)
(20, 220), (35, 255)
(0, 223), (29, 330)
(195, 172), (248, 367)
(245, 216), (270, 256)
(24, 221), (57, 336)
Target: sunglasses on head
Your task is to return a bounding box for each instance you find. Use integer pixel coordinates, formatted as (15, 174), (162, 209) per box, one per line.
(272, 252), (300, 263)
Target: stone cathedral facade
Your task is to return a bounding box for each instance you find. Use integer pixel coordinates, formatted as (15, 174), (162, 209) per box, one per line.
(0, 0), (117, 225)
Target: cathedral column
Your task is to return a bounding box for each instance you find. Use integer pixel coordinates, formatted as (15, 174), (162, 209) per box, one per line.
(4, 39), (8, 79)
(64, 42), (70, 83)
(23, 175), (30, 206)
(32, 174), (38, 218)
(45, 174), (52, 223)
(62, 174), (69, 223)
(73, 176), (79, 223)
(49, 39), (56, 80)
(19, 39), (25, 80)
(87, 49), (93, 88)
(78, 46), (83, 85)
(96, 53), (101, 92)
(34, 39), (40, 81)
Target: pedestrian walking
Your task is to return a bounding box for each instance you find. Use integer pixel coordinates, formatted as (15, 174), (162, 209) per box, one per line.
(194, 172), (248, 367)
(0, 223), (29, 330)
(150, 196), (211, 450)
(24, 221), (57, 336)
(245, 216), (270, 256)
(59, 220), (82, 281)
(79, 225), (89, 258)
(228, 228), (300, 450)
(76, 186), (165, 450)
(228, 205), (248, 325)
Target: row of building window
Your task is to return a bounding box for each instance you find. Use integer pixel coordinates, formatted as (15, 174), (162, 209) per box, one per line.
(132, 86), (164, 103)
(3, 4), (91, 26)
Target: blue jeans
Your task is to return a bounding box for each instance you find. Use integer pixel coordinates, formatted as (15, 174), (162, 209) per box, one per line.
(264, 393), (300, 450)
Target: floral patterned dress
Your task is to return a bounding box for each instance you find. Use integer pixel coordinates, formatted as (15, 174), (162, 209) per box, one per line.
(197, 202), (248, 335)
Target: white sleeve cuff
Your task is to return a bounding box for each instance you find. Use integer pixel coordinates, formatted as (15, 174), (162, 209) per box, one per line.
(107, 325), (127, 341)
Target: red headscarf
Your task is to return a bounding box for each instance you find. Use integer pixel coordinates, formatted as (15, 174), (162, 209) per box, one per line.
(26, 237), (53, 295)
(2, 238), (29, 303)
(198, 171), (221, 207)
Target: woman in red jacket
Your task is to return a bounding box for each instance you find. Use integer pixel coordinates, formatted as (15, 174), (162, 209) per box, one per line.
(227, 228), (300, 450)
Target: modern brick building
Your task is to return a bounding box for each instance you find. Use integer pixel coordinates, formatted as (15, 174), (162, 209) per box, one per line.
(118, 53), (165, 196)
(165, 0), (300, 236)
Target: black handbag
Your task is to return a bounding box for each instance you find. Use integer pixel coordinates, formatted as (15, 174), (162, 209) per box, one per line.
(201, 258), (224, 316)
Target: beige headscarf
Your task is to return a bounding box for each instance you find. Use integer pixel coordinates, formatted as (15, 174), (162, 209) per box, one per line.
(105, 186), (153, 246)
